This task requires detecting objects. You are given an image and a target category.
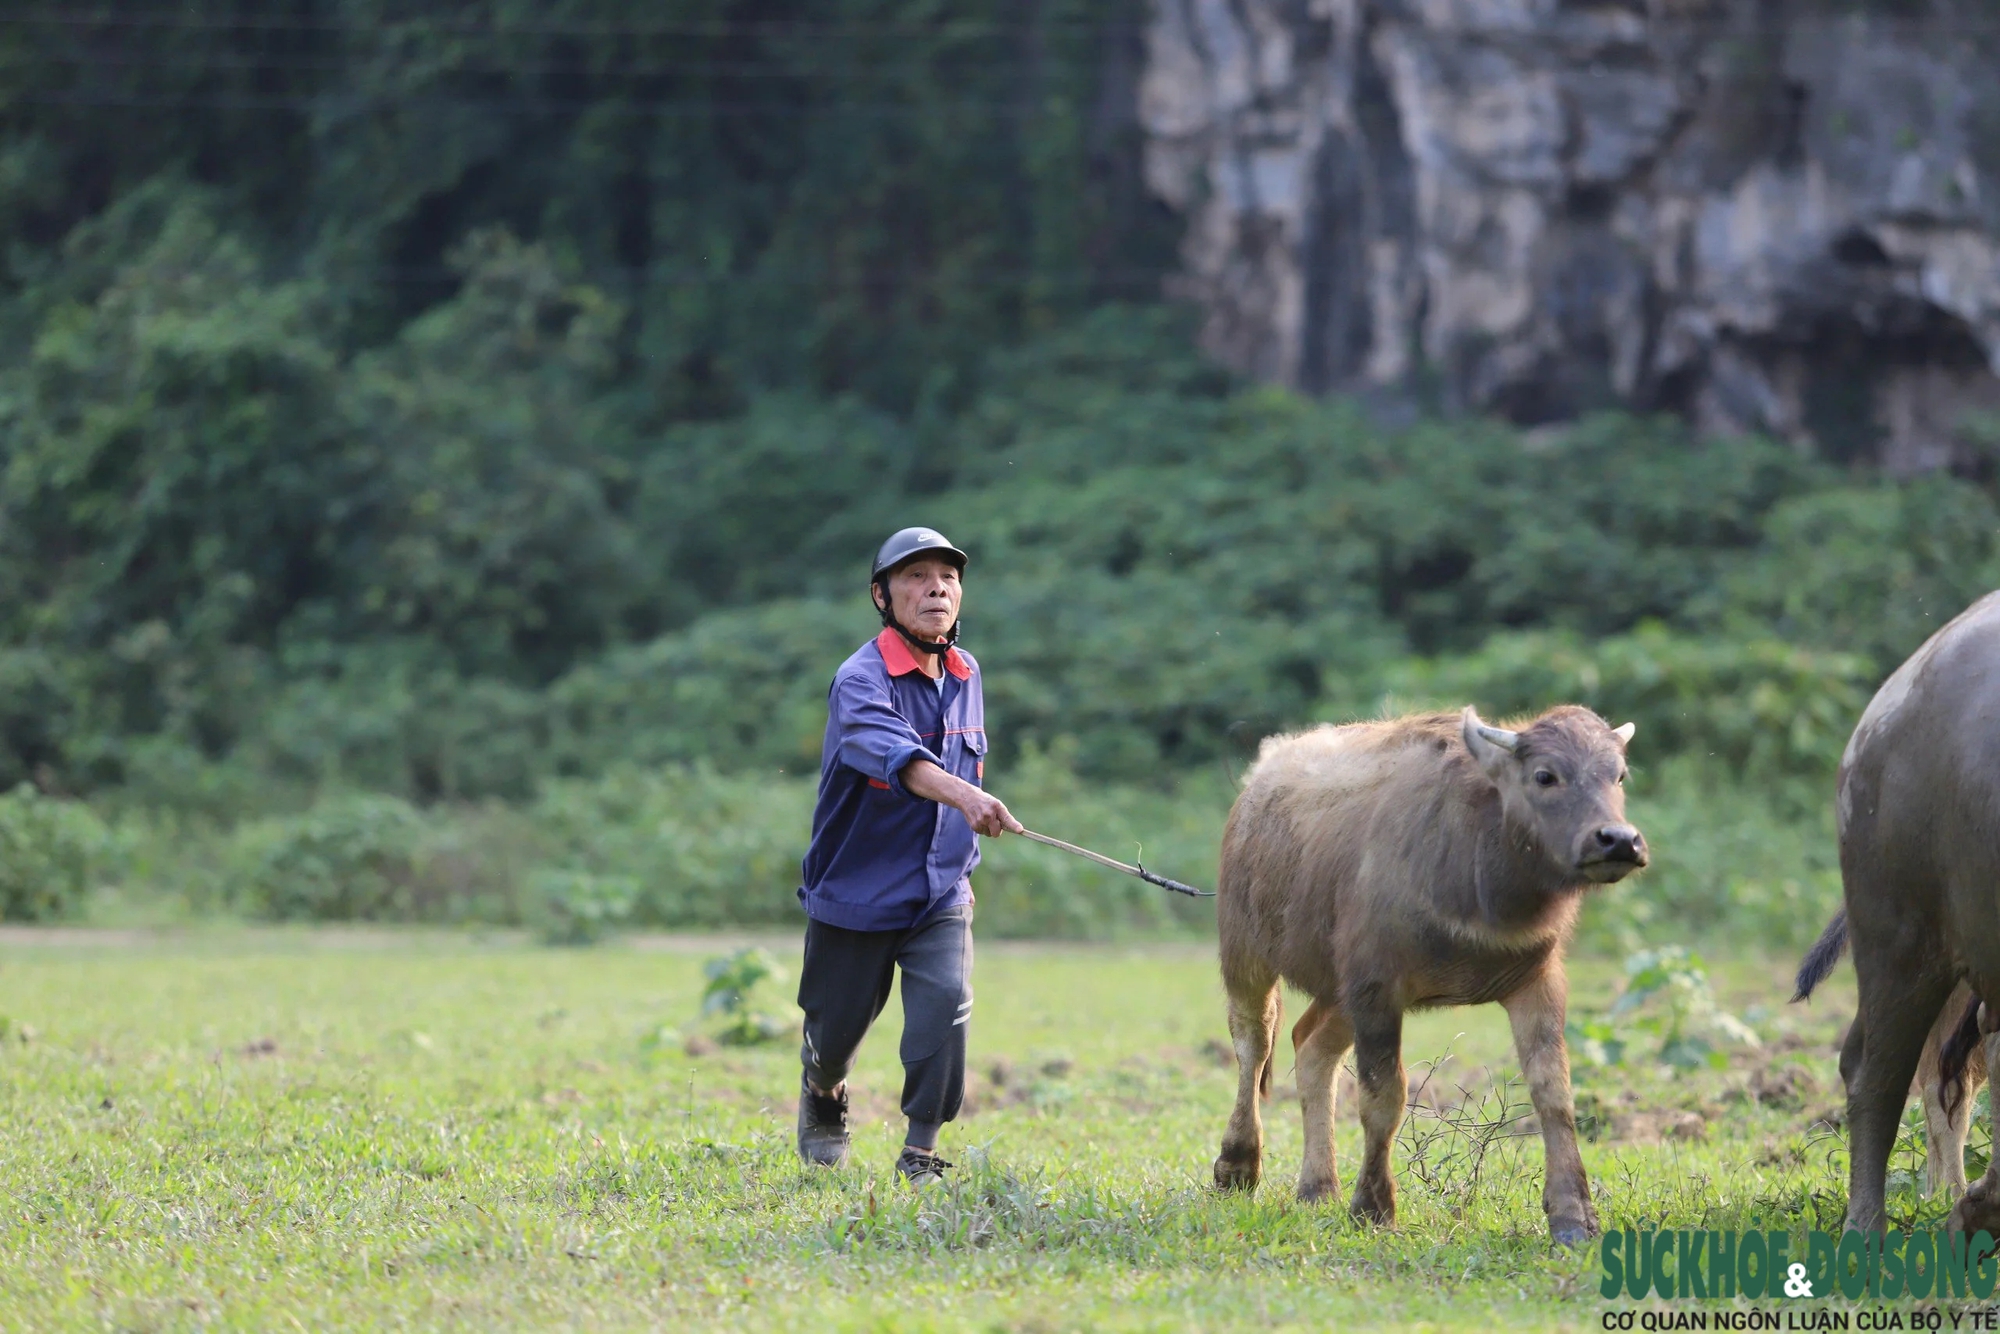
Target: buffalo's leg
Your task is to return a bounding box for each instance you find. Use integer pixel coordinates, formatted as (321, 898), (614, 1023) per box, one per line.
(1846, 964), (1952, 1232)
(1213, 971), (1281, 1191)
(1294, 997), (1356, 1204)
(1503, 968), (1597, 1246)
(1839, 1011), (1865, 1101)
(1948, 1005), (2000, 1234)
(1347, 986), (1404, 1225)
(1920, 1074), (1971, 1199)
(1920, 988), (1975, 1199)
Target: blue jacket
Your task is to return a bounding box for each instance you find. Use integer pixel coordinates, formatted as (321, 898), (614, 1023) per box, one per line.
(798, 627), (987, 931)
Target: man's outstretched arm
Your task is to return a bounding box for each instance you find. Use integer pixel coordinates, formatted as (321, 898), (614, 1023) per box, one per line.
(900, 758), (1024, 838)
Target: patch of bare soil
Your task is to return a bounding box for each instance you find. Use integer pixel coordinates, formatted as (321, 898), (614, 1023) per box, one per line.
(1613, 1109), (1710, 1144)
(958, 1056), (1084, 1117)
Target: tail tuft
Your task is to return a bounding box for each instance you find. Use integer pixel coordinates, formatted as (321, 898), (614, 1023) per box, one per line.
(1940, 996), (1986, 1121)
(1792, 910), (1850, 1003)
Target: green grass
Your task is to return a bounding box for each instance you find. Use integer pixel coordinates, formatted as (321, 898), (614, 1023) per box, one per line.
(0, 929), (1927, 1330)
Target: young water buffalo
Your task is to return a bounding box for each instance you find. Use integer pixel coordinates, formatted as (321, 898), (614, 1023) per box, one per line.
(1814, 590), (2000, 1234)
(1212, 705), (1645, 1246)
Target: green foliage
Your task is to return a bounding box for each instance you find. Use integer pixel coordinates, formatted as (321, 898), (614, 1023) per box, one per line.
(1569, 946), (1760, 1071)
(0, 2), (1167, 409)
(965, 743), (1222, 937)
(0, 193), (355, 784)
(528, 766), (812, 928)
(543, 602), (863, 775)
(638, 397), (916, 623)
(1596, 756), (1843, 951)
(528, 747), (1226, 938)
(1, 227), (1994, 797)
(0, 201), (647, 796)
(245, 794), (428, 922)
(531, 870), (640, 948)
(532, 381), (1874, 787)
(250, 646), (552, 801)
(340, 230), (646, 684)
(0, 785), (110, 922)
(65, 740), (1849, 945)
(699, 947), (796, 1046)
(517, 755), (1212, 938)
(1701, 480), (2000, 674)
(1374, 624), (1874, 783)
(928, 397), (1831, 774)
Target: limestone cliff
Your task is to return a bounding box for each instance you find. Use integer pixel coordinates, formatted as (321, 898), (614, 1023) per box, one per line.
(1140, 0), (2000, 471)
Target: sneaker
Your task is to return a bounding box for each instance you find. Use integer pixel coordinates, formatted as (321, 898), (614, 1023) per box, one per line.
(895, 1146), (952, 1188)
(796, 1077), (850, 1167)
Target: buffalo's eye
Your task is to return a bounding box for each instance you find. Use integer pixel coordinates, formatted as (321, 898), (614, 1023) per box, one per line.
(1533, 769), (1557, 788)
(1617, 769), (1627, 785)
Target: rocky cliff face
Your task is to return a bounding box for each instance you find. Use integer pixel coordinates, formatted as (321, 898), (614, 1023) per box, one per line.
(1140, 0), (2000, 471)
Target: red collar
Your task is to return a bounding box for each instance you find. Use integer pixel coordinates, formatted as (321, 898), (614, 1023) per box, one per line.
(875, 627), (970, 681)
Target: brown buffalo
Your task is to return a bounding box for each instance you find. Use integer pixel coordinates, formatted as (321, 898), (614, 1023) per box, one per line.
(1808, 590), (2000, 1233)
(1211, 705), (1645, 1245)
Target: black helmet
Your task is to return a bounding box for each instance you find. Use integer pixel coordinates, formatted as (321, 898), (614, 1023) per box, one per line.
(871, 527), (968, 581)
(870, 527), (967, 657)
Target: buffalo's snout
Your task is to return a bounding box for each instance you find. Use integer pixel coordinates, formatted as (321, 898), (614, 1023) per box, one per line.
(1578, 823), (1647, 881)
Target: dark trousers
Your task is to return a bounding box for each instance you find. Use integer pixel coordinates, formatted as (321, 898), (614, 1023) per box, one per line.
(797, 905), (973, 1128)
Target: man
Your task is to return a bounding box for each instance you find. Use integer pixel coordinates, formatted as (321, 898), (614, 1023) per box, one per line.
(795, 527), (1023, 1186)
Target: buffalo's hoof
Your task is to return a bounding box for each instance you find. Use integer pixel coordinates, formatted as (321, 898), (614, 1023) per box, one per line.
(1213, 1147), (1261, 1193)
(1549, 1200), (1600, 1248)
(1296, 1175), (1340, 1205)
(1948, 1178), (2000, 1235)
(1551, 1219), (1594, 1249)
(1348, 1179), (1396, 1227)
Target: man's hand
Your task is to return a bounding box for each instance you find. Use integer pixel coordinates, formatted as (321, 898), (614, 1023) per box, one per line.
(899, 758), (1025, 838)
(957, 787), (1025, 838)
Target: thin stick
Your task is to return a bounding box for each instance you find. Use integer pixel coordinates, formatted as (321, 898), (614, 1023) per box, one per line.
(1016, 828), (1215, 898)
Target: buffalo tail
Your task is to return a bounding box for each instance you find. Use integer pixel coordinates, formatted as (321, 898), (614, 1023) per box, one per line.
(1792, 910), (1850, 1003)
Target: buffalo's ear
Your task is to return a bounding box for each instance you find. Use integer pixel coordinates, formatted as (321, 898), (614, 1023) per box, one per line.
(1612, 721), (1636, 746)
(1461, 706), (1521, 780)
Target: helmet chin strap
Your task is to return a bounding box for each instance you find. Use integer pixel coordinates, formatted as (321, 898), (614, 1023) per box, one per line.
(893, 618), (959, 656)
(876, 582), (960, 657)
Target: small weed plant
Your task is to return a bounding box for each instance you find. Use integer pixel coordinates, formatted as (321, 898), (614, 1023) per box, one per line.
(1568, 945), (1760, 1070)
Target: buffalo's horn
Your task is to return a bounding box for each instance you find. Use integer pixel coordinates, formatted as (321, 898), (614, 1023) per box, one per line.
(1462, 707), (1521, 755)
(1612, 721), (1636, 745)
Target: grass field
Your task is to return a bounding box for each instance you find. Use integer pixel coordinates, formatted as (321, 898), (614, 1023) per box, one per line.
(0, 928), (1944, 1331)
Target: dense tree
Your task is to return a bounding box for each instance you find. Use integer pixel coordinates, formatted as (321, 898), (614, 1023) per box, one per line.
(0, 2), (1169, 405)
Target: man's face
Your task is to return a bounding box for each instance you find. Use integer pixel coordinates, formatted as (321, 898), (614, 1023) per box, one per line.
(875, 557), (962, 642)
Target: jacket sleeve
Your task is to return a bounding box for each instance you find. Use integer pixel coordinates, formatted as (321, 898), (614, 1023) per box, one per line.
(830, 670), (936, 797)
